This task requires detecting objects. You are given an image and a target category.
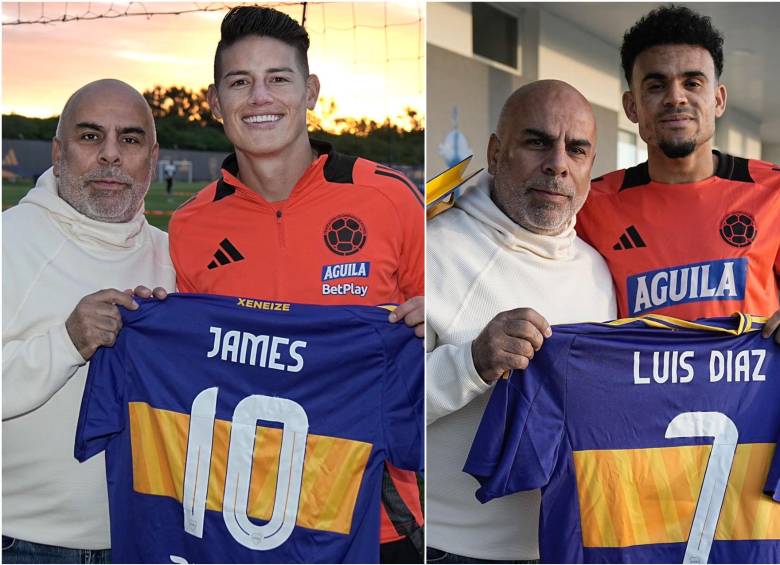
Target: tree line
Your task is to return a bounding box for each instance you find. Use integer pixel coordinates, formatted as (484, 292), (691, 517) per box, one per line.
(3, 86), (423, 165)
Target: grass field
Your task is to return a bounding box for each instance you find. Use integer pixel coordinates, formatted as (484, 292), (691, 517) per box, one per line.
(2, 179), (207, 231)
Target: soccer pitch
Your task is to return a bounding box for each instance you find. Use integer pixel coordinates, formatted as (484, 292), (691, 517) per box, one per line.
(2, 180), (207, 232)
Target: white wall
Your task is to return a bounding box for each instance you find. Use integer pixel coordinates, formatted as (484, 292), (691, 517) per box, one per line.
(426, 43), (530, 178)
(762, 143), (780, 165)
(537, 10), (622, 114)
(426, 3), (532, 178)
(427, 4), (625, 178)
(426, 2), (472, 58)
(715, 106), (762, 159)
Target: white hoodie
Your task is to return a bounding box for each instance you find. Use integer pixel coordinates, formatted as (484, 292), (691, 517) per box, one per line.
(426, 174), (616, 560)
(2, 168), (176, 548)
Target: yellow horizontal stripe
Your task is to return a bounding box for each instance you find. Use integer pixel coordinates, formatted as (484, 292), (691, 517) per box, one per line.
(206, 418), (231, 512)
(129, 400), (188, 499)
(245, 425), (283, 520)
(575, 445), (616, 546)
(574, 443), (780, 547)
(643, 447), (681, 543)
(574, 445), (707, 547)
(129, 402), (372, 535)
(717, 443), (780, 540)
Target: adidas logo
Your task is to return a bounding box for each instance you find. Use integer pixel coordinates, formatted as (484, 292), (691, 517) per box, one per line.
(207, 238), (245, 270)
(612, 225), (646, 251)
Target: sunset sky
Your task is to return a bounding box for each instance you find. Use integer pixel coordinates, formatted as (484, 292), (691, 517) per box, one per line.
(2, 2), (424, 130)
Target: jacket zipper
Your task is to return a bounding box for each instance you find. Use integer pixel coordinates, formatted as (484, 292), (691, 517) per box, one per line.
(276, 209), (286, 248)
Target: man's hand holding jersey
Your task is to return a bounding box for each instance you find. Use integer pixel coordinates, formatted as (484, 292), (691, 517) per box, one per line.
(389, 295), (425, 338)
(471, 308), (552, 384)
(65, 286), (168, 361)
(126, 285), (168, 301)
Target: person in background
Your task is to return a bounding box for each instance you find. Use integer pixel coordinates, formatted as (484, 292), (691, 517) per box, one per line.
(163, 160), (177, 199)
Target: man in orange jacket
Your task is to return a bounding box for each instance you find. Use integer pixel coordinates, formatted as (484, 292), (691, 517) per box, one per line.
(169, 6), (424, 562)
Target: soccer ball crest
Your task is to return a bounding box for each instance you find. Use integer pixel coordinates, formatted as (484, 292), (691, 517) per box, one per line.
(323, 215), (367, 256)
(719, 212), (756, 248)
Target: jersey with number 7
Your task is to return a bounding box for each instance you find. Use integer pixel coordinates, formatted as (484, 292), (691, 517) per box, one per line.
(465, 314), (780, 564)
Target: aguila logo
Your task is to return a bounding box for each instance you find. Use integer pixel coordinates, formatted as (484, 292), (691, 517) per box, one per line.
(719, 212), (757, 248)
(323, 215), (367, 256)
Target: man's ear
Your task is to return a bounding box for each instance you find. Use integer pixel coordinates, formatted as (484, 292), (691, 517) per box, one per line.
(714, 82), (727, 118)
(207, 84), (223, 122)
(622, 90), (638, 124)
(487, 133), (500, 176)
(150, 143), (160, 174)
(306, 74), (321, 110)
(52, 137), (62, 178)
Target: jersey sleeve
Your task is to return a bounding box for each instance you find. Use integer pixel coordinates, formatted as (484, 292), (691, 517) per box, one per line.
(74, 332), (128, 462)
(379, 323), (424, 472)
(463, 334), (571, 503)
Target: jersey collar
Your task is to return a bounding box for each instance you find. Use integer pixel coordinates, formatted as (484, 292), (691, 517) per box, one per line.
(617, 150), (754, 191)
(215, 138), (335, 206)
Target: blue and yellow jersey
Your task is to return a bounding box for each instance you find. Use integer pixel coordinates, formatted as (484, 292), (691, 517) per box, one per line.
(75, 294), (422, 564)
(465, 314), (780, 564)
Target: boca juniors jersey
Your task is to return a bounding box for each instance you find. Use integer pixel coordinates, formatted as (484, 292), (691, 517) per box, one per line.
(465, 314), (780, 564)
(577, 151), (780, 318)
(75, 294), (423, 563)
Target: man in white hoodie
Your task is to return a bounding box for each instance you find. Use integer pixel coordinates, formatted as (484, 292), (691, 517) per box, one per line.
(2, 79), (175, 563)
(426, 80), (617, 563)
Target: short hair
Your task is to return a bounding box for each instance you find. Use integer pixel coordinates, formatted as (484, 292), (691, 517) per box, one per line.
(213, 6), (310, 84)
(621, 5), (724, 86)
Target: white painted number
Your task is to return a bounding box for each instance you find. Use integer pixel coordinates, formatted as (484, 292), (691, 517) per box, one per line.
(182, 388), (218, 538)
(182, 388), (309, 550)
(665, 412), (738, 564)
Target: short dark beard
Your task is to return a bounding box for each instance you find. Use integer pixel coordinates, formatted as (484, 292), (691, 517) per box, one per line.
(659, 139), (696, 159)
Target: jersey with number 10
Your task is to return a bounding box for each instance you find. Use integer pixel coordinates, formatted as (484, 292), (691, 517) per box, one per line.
(465, 314), (780, 563)
(75, 294), (423, 563)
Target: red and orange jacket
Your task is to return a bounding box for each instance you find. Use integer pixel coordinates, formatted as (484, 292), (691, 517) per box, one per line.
(578, 151), (780, 319)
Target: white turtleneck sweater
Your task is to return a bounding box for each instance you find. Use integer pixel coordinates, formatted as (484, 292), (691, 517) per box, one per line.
(2, 168), (176, 549)
(426, 174), (616, 561)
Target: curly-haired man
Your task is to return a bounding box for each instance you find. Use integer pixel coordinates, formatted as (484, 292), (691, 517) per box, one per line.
(577, 5), (780, 339)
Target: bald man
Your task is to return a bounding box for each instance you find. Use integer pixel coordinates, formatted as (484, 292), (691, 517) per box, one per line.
(2, 79), (175, 563)
(426, 80), (616, 563)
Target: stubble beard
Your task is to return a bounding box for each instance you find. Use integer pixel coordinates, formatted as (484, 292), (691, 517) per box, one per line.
(491, 175), (576, 236)
(58, 160), (151, 223)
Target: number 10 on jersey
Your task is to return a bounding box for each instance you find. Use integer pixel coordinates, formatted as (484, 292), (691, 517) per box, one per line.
(181, 387), (309, 550)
